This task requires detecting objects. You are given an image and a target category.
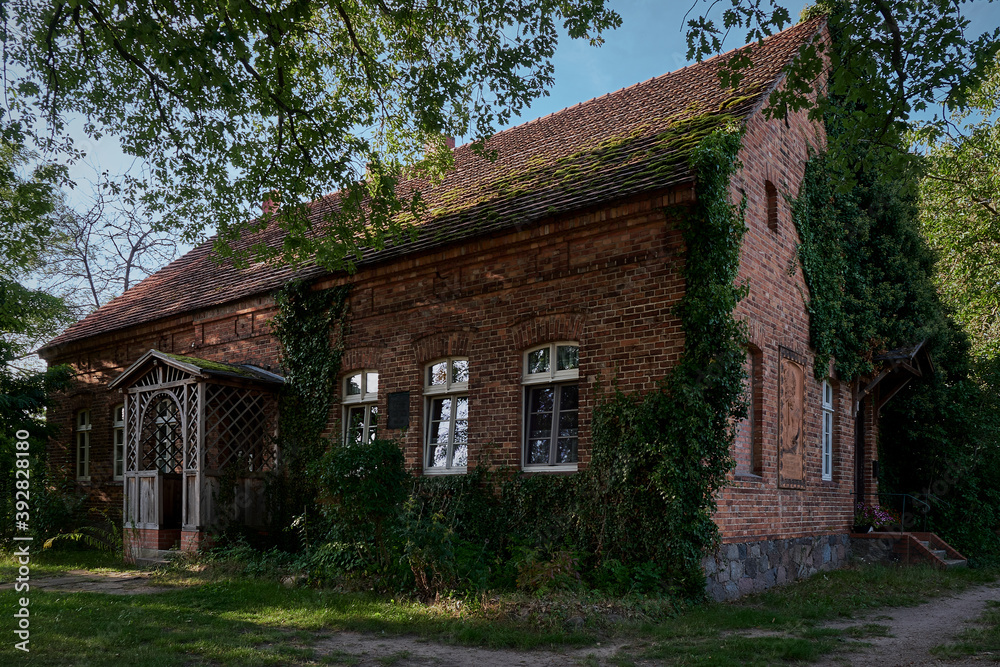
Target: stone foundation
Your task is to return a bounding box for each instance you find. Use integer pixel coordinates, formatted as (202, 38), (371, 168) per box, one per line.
(850, 534), (899, 565)
(703, 534), (851, 601)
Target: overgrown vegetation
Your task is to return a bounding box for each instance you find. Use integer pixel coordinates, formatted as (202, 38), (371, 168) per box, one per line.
(0, 143), (78, 548)
(790, 6), (1000, 561)
(245, 126), (748, 600)
(2, 546), (995, 666)
(580, 124), (747, 595)
(268, 280), (351, 544)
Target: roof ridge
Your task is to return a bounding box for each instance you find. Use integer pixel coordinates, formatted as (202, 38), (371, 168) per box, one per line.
(457, 16), (825, 149)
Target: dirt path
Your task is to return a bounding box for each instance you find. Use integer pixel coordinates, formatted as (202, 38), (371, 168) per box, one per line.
(312, 633), (628, 667)
(816, 581), (1000, 667)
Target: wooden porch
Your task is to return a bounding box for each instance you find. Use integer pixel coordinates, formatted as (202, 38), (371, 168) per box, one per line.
(108, 350), (283, 554)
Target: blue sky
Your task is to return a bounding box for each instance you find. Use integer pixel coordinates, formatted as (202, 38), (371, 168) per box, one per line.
(497, 0), (812, 132)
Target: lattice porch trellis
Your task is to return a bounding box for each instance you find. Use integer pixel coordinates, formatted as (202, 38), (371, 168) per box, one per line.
(108, 350), (283, 552)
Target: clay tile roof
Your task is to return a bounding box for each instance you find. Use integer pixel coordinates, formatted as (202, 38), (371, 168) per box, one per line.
(39, 16), (825, 357)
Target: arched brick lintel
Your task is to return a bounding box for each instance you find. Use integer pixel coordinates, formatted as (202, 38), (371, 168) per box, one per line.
(512, 312), (587, 352)
(341, 346), (383, 373)
(744, 318), (766, 351)
(411, 331), (471, 365)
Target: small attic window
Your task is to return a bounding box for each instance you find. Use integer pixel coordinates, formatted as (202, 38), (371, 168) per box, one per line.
(765, 180), (779, 232)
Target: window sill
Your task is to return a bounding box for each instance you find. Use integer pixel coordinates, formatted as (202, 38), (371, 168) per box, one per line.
(522, 464), (578, 473)
(422, 467), (467, 476)
(734, 472), (764, 483)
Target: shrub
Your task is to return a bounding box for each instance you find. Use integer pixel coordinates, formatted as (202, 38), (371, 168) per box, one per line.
(317, 437), (409, 575)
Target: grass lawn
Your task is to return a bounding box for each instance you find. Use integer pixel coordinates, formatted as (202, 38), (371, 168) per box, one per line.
(0, 548), (995, 666)
(932, 598), (1000, 661)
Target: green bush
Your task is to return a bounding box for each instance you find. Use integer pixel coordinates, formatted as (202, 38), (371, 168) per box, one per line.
(253, 128), (747, 600)
(318, 437), (410, 576)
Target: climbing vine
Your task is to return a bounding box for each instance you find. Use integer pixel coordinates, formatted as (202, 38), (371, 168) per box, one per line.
(791, 154), (859, 379)
(256, 127), (751, 598)
(269, 280), (351, 538)
(356, 125), (752, 599)
(791, 145), (1000, 559)
(585, 124), (748, 596)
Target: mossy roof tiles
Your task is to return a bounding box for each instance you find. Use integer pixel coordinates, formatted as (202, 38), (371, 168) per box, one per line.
(39, 16), (824, 356)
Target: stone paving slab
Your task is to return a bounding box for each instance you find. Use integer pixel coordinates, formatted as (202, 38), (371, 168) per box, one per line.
(1, 569), (183, 595)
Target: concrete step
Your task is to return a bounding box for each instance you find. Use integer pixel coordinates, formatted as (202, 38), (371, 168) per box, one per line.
(131, 548), (180, 567)
(917, 539), (966, 568)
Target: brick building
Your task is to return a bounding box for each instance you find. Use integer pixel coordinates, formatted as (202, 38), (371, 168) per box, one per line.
(38, 17), (887, 597)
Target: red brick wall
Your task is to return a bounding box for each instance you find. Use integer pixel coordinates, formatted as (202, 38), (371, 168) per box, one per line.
(44, 185), (692, 503)
(44, 105), (863, 545)
(714, 97), (860, 543)
(314, 187), (693, 472)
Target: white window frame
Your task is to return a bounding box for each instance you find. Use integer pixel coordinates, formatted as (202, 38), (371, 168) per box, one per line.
(423, 357), (469, 474)
(342, 371), (379, 446)
(821, 380), (834, 481)
(76, 409), (91, 481)
(112, 403), (125, 481)
(522, 342), (580, 471)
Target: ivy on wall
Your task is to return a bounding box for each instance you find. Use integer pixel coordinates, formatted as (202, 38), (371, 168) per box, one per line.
(791, 148), (1000, 559)
(260, 127), (750, 598)
(403, 126), (750, 598)
(585, 124), (748, 595)
(269, 280), (351, 538)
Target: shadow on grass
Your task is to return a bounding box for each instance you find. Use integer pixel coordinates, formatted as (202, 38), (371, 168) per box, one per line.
(0, 579), (596, 666)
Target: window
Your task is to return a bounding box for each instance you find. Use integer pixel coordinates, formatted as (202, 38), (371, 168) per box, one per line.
(523, 343), (579, 469)
(424, 358), (469, 473)
(821, 380), (834, 481)
(112, 404), (125, 481)
(76, 409), (91, 480)
(735, 347), (763, 476)
(343, 371), (379, 445)
(765, 180), (779, 232)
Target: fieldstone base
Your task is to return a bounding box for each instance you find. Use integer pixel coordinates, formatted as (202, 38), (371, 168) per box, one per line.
(850, 534), (899, 565)
(703, 534), (851, 601)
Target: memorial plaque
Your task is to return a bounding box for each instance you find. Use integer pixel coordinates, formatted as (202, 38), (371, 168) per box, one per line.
(387, 391), (410, 430)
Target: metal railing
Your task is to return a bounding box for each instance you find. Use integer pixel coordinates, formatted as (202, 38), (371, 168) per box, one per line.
(876, 492), (932, 533)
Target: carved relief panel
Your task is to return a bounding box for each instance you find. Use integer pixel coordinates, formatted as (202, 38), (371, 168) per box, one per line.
(778, 349), (806, 489)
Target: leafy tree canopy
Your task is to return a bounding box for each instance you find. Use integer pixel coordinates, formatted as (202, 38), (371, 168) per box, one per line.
(3, 0), (620, 269)
(0, 141), (71, 362)
(919, 60), (1000, 360)
(686, 0), (1000, 175)
(0, 142), (71, 452)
